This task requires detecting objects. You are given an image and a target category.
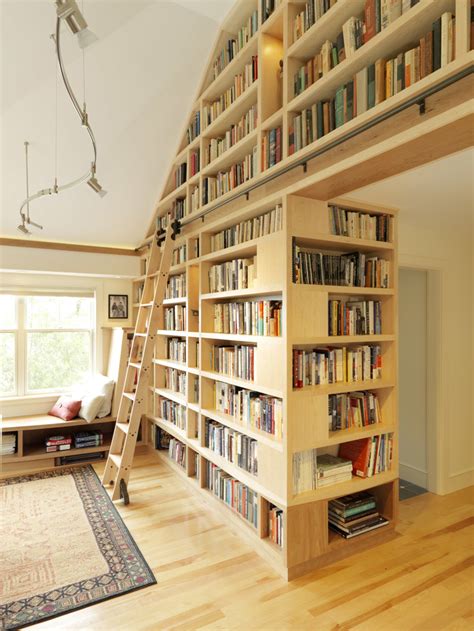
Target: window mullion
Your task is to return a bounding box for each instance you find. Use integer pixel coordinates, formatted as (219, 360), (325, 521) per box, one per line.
(17, 297), (26, 396)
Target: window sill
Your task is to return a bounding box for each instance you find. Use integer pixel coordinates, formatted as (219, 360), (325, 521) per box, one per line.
(0, 393), (60, 404)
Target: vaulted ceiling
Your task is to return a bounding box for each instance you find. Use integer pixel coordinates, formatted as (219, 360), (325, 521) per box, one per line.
(0, 0), (234, 247)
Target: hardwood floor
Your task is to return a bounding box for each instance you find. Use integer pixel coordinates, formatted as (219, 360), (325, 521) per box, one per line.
(35, 451), (474, 631)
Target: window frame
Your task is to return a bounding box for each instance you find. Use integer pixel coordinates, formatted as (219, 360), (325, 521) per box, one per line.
(0, 294), (96, 398)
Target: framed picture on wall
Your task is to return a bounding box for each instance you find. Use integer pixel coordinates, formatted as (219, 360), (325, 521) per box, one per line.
(108, 294), (128, 319)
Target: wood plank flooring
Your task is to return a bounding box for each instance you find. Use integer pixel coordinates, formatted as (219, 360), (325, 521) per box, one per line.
(34, 451), (474, 631)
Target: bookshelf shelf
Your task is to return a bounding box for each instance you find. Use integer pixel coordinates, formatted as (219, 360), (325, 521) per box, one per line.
(201, 408), (284, 452)
(293, 284), (394, 295)
(293, 379), (395, 396)
(201, 369), (283, 399)
(261, 107), (284, 130)
(201, 287), (283, 301)
(202, 129), (259, 175)
(293, 234), (394, 252)
(203, 81), (259, 137)
(326, 424), (397, 447)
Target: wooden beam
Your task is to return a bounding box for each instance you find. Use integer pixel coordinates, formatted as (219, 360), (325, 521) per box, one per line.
(0, 237), (140, 257)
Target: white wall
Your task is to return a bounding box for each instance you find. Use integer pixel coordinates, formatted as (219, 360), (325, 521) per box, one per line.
(399, 269), (428, 488)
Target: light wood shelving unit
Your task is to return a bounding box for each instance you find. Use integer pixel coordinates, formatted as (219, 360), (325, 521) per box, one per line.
(133, 0), (472, 579)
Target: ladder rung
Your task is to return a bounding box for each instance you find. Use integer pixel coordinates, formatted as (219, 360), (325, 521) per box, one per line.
(116, 422), (130, 434)
(141, 302), (153, 308)
(123, 392), (136, 401)
(109, 453), (122, 468)
(134, 333), (147, 338)
(129, 362), (142, 369)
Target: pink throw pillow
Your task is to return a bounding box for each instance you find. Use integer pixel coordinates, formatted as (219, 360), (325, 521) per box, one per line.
(49, 396), (82, 421)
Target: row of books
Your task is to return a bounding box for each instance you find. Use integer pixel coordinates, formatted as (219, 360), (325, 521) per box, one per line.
(193, 450), (200, 481)
(208, 257), (255, 293)
(292, 344), (382, 388)
(289, 12), (456, 155)
(172, 244), (187, 265)
(261, 126), (282, 170)
(211, 344), (255, 382)
(328, 391), (382, 431)
(206, 461), (258, 528)
(186, 110), (200, 145)
(204, 105), (258, 166)
(164, 305), (186, 331)
(190, 185), (200, 214)
(329, 491), (389, 539)
(268, 504), (284, 547)
(205, 419), (258, 475)
(164, 367), (186, 396)
(294, 247), (391, 288)
(292, 433), (393, 493)
(203, 56), (258, 128)
(175, 162), (187, 189)
(167, 337), (186, 363)
(160, 398), (186, 430)
(261, 0), (282, 23)
(293, 0), (337, 43)
(1, 433), (16, 456)
(189, 150), (200, 177)
(329, 205), (393, 242)
(329, 299), (382, 336)
(45, 431), (104, 453)
(169, 437), (186, 469)
(202, 147), (258, 204)
(210, 204), (282, 252)
(212, 10), (258, 80)
(166, 273), (186, 299)
(213, 299), (282, 337)
(214, 381), (283, 438)
(364, 0), (422, 43)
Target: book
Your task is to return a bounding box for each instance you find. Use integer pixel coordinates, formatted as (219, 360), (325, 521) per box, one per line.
(338, 433), (393, 477)
(338, 438), (372, 477)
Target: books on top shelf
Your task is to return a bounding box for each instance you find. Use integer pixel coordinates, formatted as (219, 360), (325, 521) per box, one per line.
(212, 10), (258, 80)
(289, 11), (456, 156)
(211, 343), (255, 381)
(338, 433), (393, 477)
(328, 491), (389, 539)
(169, 437), (186, 468)
(202, 147), (258, 204)
(293, 0), (338, 43)
(164, 367), (187, 396)
(1, 433), (17, 456)
(166, 273), (186, 299)
(328, 391), (382, 431)
(261, 126), (282, 170)
(205, 419), (258, 475)
(209, 257), (256, 293)
(206, 461), (258, 528)
(205, 105), (258, 166)
(160, 398), (186, 431)
(294, 246), (391, 288)
(214, 380), (283, 439)
(210, 204), (282, 251)
(172, 244), (187, 266)
(213, 299), (282, 336)
(167, 337), (186, 363)
(175, 162), (187, 188)
(190, 149), (200, 177)
(186, 111), (200, 145)
(268, 504), (284, 547)
(261, 0), (282, 23)
(329, 205), (393, 242)
(203, 56), (258, 128)
(293, 344), (382, 388)
(329, 299), (382, 336)
(164, 305), (186, 331)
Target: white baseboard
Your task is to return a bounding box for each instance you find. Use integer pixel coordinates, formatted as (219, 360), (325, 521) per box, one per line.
(399, 462), (427, 488)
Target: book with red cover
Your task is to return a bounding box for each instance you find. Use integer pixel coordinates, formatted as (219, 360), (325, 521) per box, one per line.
(338, 438), (371, 477)
(364, 0), (377, 43)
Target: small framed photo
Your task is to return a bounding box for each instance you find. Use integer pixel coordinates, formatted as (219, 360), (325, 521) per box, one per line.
(108, 294), (128, 319)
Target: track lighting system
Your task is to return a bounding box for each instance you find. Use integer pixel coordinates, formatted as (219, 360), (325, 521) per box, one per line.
(18, 0), (105, 235)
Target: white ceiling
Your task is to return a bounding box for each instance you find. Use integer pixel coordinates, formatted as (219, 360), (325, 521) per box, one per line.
(0, 0), (234, 247)
(1, 2), (472, 248)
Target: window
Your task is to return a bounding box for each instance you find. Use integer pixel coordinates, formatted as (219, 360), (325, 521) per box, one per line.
(0, 294), (95, 397)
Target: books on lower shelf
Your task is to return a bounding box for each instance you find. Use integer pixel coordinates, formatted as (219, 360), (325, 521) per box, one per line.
(166, 273), (186, 299)
(1, 433), (17, 456)
(186, 110), (200, 145)
(167, 337), (186, 363)
(205, 419), (258, 475)
(206, 461), (258, 528)
(214, 380), (283, 439)
(329, 206), (394, 242)
(328, 391), (382, 431)
(209, 257), (256, 293)
(268, 504), (284, 547)
(175, 162), (187, 188)
(169, 437), (186, 468)
(338, 433), (393, 478)
(293, 344), (382, 388)
(172, 244), (187, 265)
(211, 344), (255, 381)
(56, 452), (105, 466)
(190, 149), (200, 177)
(210, 204), (282, 252)
(164, 305), (186, 330)
(205, 105), (258, 165)
(213, 299), (282, 336)
(160, 398), (186, 431)
(45, 431), (104, 453)
(164, 367), (186, 396)
(261, 127), (282, 170)
(328, 491), (389, 539)
(328, 299), (382, 336)
(202, 147), (258, 204)
(293, 245), (391, 288)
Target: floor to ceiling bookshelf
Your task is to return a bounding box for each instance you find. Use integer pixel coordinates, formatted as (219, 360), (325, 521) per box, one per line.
(132, 0), (472, 579)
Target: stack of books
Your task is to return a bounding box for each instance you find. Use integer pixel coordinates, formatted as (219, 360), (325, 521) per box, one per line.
(269, 505), (284, 547)
(317, 453), (353, 487)
(339, 434), (393, 477)
(46, 435), (72, 453)
(1, 433), (17, 456)
(74, 431), (103, 450)
(328, 491), (389, 539)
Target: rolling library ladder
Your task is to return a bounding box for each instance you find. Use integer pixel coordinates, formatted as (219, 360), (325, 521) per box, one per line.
(102, 225), (174, 503)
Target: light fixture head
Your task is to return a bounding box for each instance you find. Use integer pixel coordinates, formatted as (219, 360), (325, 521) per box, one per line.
(87, 175), (107, 197)
(17, 223), (31, 235)
(77, 27), (98, 49)
(56, 0), (97, 48)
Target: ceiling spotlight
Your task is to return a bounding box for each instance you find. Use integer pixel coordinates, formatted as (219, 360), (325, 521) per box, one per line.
(56, 0), (97, 48)
(17, 221), (31, 235)
(87, 175), (107, 197)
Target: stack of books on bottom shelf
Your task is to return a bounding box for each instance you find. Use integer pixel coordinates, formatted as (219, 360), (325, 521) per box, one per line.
(74, 431), (104, 449)
(1, 433), (17, 456)
(328, 491), (389, 539)
(268, 505), (284, 548)
(46, 435), (72, 452)
(317, 454), (353, 488)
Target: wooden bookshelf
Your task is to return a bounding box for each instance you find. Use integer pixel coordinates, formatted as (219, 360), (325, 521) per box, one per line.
(136, 0), (473, 579)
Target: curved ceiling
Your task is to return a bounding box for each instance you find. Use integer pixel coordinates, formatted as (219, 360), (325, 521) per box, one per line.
(0, 0), (234, 247)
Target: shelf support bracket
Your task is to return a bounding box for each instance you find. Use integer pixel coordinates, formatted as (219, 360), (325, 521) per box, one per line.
(417, 98), (426, 115)
(302, 162), (307, 173)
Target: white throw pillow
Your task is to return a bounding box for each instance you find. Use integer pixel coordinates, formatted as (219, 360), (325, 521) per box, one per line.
(88, 374), (115, 418)
(79, 394), (105, 423)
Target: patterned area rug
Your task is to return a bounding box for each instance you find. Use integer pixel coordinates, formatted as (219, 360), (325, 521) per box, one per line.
(0, 466), (156, 630)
